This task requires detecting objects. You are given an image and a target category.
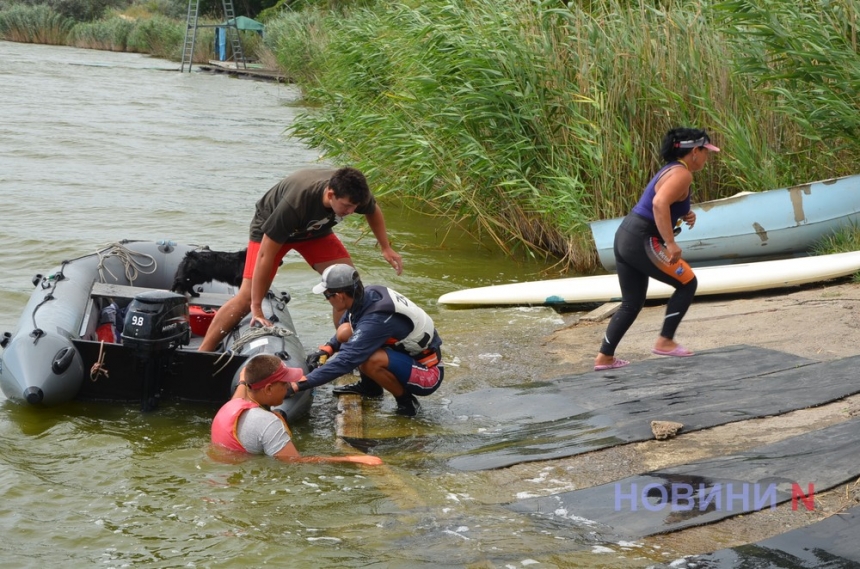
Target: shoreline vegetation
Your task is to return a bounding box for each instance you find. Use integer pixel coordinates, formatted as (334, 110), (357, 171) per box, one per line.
(3, 0), (860, 273)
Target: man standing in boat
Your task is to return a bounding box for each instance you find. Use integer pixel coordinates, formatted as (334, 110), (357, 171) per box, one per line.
(286, 265), (444, 418)
(211, 353), (382, 465)
(198, 167), (403, 352)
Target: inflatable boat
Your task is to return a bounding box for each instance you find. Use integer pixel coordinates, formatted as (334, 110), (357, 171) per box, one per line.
(0, 240), (312, 420)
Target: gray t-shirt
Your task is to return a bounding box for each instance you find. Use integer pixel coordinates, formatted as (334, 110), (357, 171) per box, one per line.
(248, 168), (377, 243)
(236, 407), (291, 456)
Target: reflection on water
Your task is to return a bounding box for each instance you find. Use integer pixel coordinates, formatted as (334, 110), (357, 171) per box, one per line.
(0, 41), (677, 567)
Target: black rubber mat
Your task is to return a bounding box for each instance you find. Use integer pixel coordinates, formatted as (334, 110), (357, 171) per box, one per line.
(344, 347), (860, 472)
(676, 504), (860, 568)
(507, 418), (860, 538)
(445, 346), (860, 470)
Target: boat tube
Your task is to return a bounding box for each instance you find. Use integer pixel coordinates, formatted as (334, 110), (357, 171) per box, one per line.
(0, 240), (312, 420)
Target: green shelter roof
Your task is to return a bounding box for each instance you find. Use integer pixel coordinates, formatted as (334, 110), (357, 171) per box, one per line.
(220, 16), (264, 32)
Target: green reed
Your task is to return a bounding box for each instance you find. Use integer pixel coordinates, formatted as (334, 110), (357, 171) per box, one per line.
(0, 4), (73, 44)
(0, 3), (216, 61)
(714, 0), (860, 147)
(262, 10), (327, 86)
(125, 14), (184, 59)
(69, 13), (135, 51)
(813, 223), (860, 281)
(813, 223), (860, 255)
(4, 0), (858, 271)
(267, 0), (860, 272)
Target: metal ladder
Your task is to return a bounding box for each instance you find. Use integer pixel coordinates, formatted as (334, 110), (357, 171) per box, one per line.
(221, 0), (247, 70)
(180, 0), (200, 72)
(180, 0), (247, 72)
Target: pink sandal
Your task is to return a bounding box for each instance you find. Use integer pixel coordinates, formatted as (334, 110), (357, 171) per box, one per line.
(651, 345), (694, 357)
(594, 358), (630, 371)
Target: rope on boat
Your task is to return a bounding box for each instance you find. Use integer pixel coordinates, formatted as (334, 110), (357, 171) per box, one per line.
(90, 340), (109, 381)
(212, 325), (296, 376)
(30, 242), (154, 337)
(29, 260), (71, 339)
(95, 242), (158, 285)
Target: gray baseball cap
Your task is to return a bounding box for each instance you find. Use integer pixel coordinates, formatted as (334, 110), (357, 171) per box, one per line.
(312, 264), (359, 294)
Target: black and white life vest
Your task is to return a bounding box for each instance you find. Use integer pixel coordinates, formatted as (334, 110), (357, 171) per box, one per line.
(352, 285), (436, 356)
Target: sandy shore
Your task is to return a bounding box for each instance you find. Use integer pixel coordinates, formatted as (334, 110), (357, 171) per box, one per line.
(479, 277), (860, 557)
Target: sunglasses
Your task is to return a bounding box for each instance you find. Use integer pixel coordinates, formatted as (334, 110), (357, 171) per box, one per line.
(323, 290), (339, 300)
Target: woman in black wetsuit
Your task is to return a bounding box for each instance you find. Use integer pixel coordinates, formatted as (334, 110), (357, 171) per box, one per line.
(594, 127), (720, 371)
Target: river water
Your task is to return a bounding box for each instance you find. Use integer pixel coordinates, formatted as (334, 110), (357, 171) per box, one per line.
(0, 41), (674, 567)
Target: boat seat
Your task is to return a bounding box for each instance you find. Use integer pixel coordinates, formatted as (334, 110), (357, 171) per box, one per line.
(90, 282), (234, 308)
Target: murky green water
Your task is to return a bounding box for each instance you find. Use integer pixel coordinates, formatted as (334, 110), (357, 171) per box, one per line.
(0, 40), (679, 567)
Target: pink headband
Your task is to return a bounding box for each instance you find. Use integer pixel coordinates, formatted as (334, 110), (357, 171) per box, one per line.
(674, 136), (720, 152)
(247, 362), (304, 390)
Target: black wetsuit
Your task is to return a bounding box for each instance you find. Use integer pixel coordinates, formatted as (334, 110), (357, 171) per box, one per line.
(599, 210), (698, 357)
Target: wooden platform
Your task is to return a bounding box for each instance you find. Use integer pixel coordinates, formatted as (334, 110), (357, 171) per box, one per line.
(196, 60), (286, 82)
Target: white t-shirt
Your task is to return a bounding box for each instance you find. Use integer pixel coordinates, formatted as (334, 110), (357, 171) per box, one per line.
(236, 407), (291, 456)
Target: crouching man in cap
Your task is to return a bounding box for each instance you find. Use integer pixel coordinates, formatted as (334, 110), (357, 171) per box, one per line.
(289, 265), (444, 417)
(211, 353), (382, 465)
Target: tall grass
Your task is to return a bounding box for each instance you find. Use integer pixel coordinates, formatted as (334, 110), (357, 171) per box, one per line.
(262, 10), (327, 85)
(69, 13), (135, 50)
(68, 13), (216, 60)
(125, 13), (184, 58)
(268, 0), (860, 272)
(0, 4), (73, 43)
(813, 223), (860, 282)
(813, 224), (860, 256)
(236, 30), (263, 62)
(5, 0), (860, 271)
(0, 4), (214, 60)
(281, 2), (606, 267)
(714, 0), (860, 147)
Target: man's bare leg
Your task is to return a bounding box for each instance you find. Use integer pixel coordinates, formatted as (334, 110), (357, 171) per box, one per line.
(198, 279), (252, 352)
(359, 350), (404, 397)
(359, 351), (420, 416)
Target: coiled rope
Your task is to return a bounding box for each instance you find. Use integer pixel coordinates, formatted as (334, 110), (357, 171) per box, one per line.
(212, 325), (295, 376)
(30, 243), (156, 343)
(85, 242), (159, 379)
(95, 242), (158, 284)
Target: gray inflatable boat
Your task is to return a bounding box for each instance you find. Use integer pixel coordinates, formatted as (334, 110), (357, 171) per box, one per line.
(0, 240), (312, 420)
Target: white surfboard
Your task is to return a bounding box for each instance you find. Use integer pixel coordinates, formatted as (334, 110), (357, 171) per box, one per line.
(437, 251), (860, 306)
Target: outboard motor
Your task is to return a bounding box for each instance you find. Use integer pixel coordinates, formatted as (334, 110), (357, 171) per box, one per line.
(121, 291), (190, 411)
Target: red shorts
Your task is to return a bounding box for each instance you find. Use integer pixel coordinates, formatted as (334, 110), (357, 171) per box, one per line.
(243, 233), (351, 280)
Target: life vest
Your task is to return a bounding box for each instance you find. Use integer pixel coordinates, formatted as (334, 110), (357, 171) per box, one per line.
(353, 286), (438, 362)
(96, 302), (121, 343)
(211, 398), (291, 452)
